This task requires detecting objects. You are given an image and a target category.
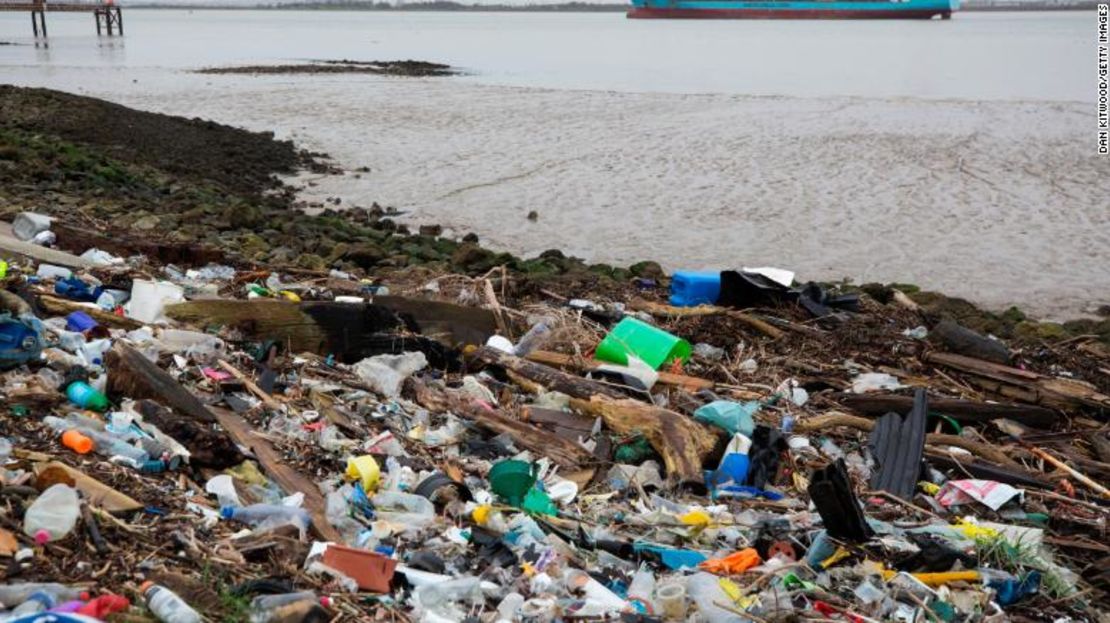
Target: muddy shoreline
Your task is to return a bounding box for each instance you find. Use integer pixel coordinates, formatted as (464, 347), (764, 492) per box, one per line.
(1, 84), (1106, 346)
(196, 59), (457, 76)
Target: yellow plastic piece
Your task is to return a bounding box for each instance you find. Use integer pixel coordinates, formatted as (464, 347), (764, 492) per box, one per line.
(680, 509), (711, 528)
(226, 460), (269, 486)
(881, 569), (981, 586)
(718, 577), (743, 603)
(0, 260), (7, 279)
(820, 546), (852, 569)
(472, 504), (492, 525)
(918, 481), (941, 495)
(953, 517), (999, 540)
(345, 455), (381, 492)
(278, 290), (302, 303)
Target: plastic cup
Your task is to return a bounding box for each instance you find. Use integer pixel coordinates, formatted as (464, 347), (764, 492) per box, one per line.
(595, 317), (692, 370)
(345, 455), (380, 492)
(488, 459), (537, 506)
(656, 582), (688, 619)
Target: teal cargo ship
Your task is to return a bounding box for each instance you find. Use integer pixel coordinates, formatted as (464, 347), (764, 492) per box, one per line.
(628, 0), (958, 19)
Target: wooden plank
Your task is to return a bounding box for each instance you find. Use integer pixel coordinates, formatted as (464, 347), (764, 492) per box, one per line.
(210, 407), (343, 543)
(838, 393), (1057, 428)
(38, 294), (144, 330)
(525, 350), (715, 392)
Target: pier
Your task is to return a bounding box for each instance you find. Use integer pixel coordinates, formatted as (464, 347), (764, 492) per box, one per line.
(0, 0), (123, 37)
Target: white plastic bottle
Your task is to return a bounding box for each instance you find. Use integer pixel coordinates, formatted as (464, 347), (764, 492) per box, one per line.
(142, 582), (203, 623)
(0, 583), (84, 608)
(22, 484), (80, 545)
(5, 590), (56, 618)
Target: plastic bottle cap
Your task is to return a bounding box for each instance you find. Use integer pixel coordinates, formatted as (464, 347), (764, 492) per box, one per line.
(219, 506), (235, 519)
(34, 529), (50, 545)
(319, 596), (332, 608)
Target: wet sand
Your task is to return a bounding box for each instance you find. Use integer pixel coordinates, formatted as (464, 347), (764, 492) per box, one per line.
(3, 72), (1106, 319)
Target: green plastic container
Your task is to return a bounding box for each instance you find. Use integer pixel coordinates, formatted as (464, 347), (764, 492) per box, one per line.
(595, 317), (692, 370)
(488, 460), (537, 506)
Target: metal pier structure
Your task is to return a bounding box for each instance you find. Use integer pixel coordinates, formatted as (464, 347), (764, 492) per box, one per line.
(0, 0), (123, 37)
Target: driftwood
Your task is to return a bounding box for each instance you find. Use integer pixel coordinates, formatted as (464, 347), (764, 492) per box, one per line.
(928, 320), (1012, 365)
(106, 344), (245, 469)
(218, 360), (282, 411)
(526, 350), (714, 392)
(37, 295), (144, 330)
(12, 455), (143, 514)
(838, 393), (1057, 428)
(209, 407), (343, 543)
(628, 299), (785, 339)
(165, 297), (495, 365)
(791, 411), (1022, 469)
(473, 347), (719, 485)
(925, 352), (1110, 413)
(406, 378), (592, 468)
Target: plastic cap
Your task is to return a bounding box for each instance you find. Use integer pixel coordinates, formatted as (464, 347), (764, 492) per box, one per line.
(34, 529), (50, 545)
(319, 596), (332, 608)
(140, 581), (155, 595)
(62, 429), (94, 454)
(220, 506), (235, 519)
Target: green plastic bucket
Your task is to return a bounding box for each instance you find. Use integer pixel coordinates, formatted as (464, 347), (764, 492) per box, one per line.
(595, 317), (692, 370)
(488, 460), (537, 506)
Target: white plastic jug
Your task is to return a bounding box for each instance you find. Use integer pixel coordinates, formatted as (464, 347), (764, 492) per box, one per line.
(22, 484), (80, 545)
(12, 212), (53, 242)
(128, 280), (185, 324)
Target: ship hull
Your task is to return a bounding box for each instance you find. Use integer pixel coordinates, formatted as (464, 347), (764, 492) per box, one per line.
(627, 0), (957, 18)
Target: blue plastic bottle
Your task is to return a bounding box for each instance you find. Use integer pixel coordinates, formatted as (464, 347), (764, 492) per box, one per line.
(669, 271), (721, 307)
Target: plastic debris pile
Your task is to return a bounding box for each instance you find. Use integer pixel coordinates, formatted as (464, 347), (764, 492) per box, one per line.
(0, 213), (1107, 622)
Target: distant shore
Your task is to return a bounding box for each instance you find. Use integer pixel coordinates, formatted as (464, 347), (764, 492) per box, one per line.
(123, 1), (1099, 12)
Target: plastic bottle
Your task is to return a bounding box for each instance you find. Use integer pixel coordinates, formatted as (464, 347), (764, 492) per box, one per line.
(0, 438), (11, 463)
(6, 590), (55, 618)
(141, 582), (202, 623)
(626, 564), (656, 614)
(494, 592), (524, 623)
(513, 321), (551, 356)
(0, 583), (84, 608)
(22, 484), (80, 545)
(685, 573), (744, 623)
(563, 569), (626, 614)
(66, 381), (109, 412)
(77, 339), (112, 368)
(61, 429), (95, 454)
(249, 591), (328, 623)
(220, 504), (311, 530)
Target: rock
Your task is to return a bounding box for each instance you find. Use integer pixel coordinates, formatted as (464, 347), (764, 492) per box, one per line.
(527, 210), (539, 221)
(226, 203), (262, 229)
(462, 232), (479, 244)
(418, 224), (443, 237)
(629, 261), (664, 280)
(451, 243), (497, 272)
(344, 242), (386, 269)
(131, 214), (161, 231)
(294, 253), (327, 271)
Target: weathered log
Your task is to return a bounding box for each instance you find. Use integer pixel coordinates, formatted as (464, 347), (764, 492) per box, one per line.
(838, 393), (1057, 428)
(925, 352), (1110, 412)
(791, 411), (1021, 469)
(525, 350), (714, 392)
(106, 343), (245, 469)
(210, 407), (343, 542)
(473, 347), (719, 485)
(928, 320), (1011, 365)
(37, 295), (144, 330)
(448, 395), (593, 469)
(628, 299), (785, 339)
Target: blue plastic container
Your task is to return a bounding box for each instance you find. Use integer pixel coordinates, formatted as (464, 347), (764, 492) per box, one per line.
(65, 311), (98, 333)
(669, 271), (721, 307)
(0, 317), (42, 369)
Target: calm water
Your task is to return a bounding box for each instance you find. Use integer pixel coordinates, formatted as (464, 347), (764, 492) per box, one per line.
(0, 9), (1092, 100)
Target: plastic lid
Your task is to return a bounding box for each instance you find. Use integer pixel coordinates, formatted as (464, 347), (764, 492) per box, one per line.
(140, 581), (154, 594)
(219, 506), (235, 519)
(319, 596), (332, 608)
(33, 529), (50, 545)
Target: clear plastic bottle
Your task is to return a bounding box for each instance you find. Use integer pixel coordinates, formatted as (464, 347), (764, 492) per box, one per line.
(513, 321), (551, 356)
(22, 484), (81, 545)
(626, 564), (656, 614)
(6, 590), (56, 618)
(249, 591), (327, 623)
(0, 583), (84, 608)
(142, 582), (203, 623)
(220, 504), (311, 530)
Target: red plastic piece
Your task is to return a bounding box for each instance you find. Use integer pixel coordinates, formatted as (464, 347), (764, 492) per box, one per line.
(321, 544), (397, 593)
